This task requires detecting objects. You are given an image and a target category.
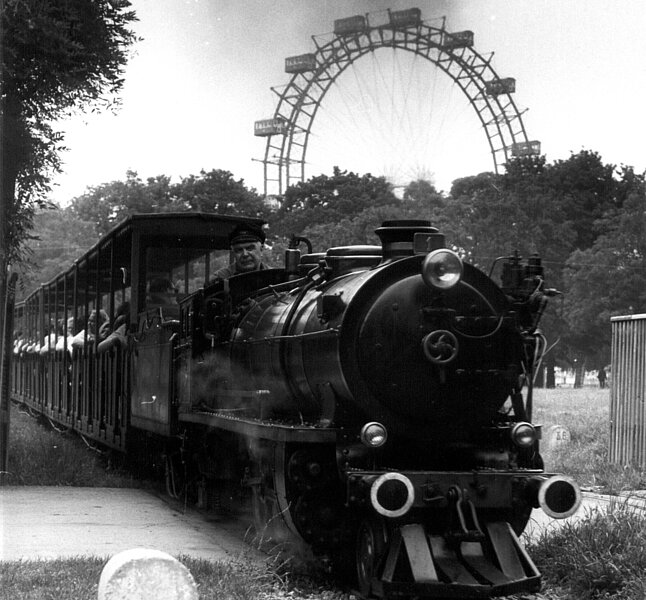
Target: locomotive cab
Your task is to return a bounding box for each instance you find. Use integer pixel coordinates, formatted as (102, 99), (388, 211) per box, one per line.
(128, 215), (265, 438)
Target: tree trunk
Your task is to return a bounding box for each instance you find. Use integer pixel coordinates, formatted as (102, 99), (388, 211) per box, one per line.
(545, 352), (556, 388)
(0, 273), (17, 484)
(0, 106), (19, 484)
(534, 364), (545, 388)
(573, 361), (586, 388)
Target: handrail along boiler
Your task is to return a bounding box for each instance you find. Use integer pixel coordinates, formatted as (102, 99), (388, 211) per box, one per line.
(11, 214), (581, 599)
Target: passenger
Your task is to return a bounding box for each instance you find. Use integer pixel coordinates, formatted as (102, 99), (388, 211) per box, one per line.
(98, 301), (130, 352)
(13, 331), (25, 355)
(214, 222), (267, 279)
(39, 322), (59, 355)
(56, 316), (80, 357)
(71, 309), (109, 349)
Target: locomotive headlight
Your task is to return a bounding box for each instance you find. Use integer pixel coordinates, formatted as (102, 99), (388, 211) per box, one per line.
(360, 422), (388, 448)
(510, 422), (537, 448)
(421, 249), (463, 290)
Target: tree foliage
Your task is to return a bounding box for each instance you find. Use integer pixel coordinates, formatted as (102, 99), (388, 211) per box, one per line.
(443, 152), (646, 370)
(172, 169), (267, 218)
(562, 186), (646, 366)
(70, 170), (174, 235)
(273, 167), (399, 238)
(69, 169), (268, 236)
(15, 207), (97, 301)
(1, 0), (138, 267)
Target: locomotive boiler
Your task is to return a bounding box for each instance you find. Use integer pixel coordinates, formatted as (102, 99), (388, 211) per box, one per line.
(12, 213), (581, 599)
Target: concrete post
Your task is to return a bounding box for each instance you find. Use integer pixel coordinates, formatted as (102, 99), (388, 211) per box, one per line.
(98, 548), (198, 600)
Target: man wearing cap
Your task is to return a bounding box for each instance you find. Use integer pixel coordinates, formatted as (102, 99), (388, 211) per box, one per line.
(214, 222), (267, 279)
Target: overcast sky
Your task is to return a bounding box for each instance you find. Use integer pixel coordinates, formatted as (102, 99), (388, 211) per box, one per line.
(50, 0), (646, 203)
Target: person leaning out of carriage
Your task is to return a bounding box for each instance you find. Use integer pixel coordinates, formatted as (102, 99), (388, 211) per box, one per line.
(97, 301), (131, 353)
(214, 222), (267, 279)
(71, 309), (109, 349)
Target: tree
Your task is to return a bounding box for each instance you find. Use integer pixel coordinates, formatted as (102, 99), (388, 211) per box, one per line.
(262, 173), (446, 263)
(297, 205), (411, 251)
(172, 169), (268, 219)
(439, 169), (575, 278)
(1, 0), (138, 267)
(402, 179), (445, 212)
(544, 150), (623, 249)
(70, 170), (174, 235)
(274, 167), (398, 238)
(442, 153), (645, 384)
(14, 206), (97, 301)
(1, 0), (138, 478)
(69, 168), (269, 236)
(562, 186), (646, 368)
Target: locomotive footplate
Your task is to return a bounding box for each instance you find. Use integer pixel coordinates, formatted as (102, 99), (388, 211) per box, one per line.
(179, 409), (338, 443)
(348, 471), (542, 598)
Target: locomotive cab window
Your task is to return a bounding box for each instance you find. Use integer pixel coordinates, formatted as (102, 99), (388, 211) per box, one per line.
(143, 247), (230, 301)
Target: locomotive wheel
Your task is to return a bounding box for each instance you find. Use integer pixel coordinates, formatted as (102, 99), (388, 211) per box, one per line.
(356, 516), (388, 598)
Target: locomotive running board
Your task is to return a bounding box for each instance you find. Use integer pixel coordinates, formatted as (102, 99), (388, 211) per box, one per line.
(370, 522), (541, 598)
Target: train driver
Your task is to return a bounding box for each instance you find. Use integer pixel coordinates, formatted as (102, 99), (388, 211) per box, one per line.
(214, 222), (267, 279)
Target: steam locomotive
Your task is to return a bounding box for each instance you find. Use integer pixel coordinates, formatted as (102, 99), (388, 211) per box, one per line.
(12, 213), (580, 598)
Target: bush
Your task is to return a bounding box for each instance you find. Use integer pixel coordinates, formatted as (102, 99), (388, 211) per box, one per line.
(529, 502), (646, 599)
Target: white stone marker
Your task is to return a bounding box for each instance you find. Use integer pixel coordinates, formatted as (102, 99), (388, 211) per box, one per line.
(98, 548), (198, 600)
(543, 424), (571, 450)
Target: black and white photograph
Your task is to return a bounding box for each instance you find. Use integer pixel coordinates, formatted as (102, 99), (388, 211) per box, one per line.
(1, 2), (645, 599)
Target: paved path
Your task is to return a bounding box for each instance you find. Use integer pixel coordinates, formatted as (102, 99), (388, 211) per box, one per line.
(0, 486), (258, 562)
(1, 486), (643, 562)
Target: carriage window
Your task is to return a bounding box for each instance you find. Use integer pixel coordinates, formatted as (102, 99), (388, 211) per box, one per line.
(210, 250), (231, 277)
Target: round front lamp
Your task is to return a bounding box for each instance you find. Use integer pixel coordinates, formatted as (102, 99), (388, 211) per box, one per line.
(360, 422), (388, 448)
(421, 249), (463, 290)
(510, 422), (537, 448)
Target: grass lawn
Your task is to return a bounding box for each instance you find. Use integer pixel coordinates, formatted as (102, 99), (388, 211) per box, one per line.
(0, 555), (347, 600)
(2, 406), (145, 487)
(532, 386), (646, 493)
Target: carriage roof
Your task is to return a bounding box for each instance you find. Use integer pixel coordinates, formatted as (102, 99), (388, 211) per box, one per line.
(18, 212), (265, 309)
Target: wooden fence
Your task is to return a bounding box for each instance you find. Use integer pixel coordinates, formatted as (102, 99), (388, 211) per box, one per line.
(610, 313), (646, 465)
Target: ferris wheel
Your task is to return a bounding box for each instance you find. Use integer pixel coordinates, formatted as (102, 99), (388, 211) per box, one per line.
(254, 7), (540, 197)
